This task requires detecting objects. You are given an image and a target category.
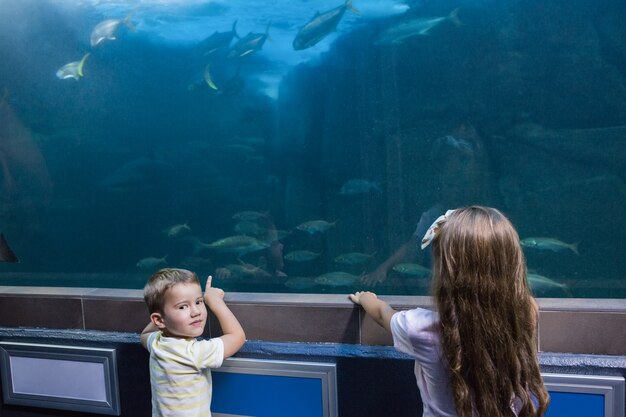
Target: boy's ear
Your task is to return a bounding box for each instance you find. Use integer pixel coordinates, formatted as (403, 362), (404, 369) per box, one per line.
(150, 312), (166, 329)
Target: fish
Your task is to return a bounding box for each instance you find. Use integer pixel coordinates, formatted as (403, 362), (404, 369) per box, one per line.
(90, 12), (136, 47)
(203, 65), (245, 95)
(392, 263), (431, 277)
(0, 233), (18, 263)
(136, 255), (167, 270)
(292, 0), (359, 50)
(441, 135), (473, 153)
(373, 8), (462, 45)
(162, 223), (191, 238)
(314, 271), (359, 287)
(186, 65), (217, 91)
(197, 20), (239, 56)
(227, 22), (271, 58)
(339, 179), (382, 195)
(520, 237), (579, 255)
(232, 210), (268, 222)
(184, 237), (213, 255)
(527, 273), (572, 296)
(284, 277), (318, 290)
(296, 219), (337, 234)
(285, 250), (322, 262)
(56, 53), (90, 81)
(205, 235), (269, 255)
(222, 262), (261, 279)
(203, 64), (219, 90)
(334, 252), (375, 265)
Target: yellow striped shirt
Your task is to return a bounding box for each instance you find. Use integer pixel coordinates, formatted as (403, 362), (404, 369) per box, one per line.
(148, 332), (224, 417)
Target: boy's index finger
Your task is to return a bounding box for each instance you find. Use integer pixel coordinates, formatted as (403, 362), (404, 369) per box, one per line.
(206, 275), (212, 290)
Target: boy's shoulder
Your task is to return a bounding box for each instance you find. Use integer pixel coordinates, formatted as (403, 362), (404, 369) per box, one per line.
(151, 334), (223, 351)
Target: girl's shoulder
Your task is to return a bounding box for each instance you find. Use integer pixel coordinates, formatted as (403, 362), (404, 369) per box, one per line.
(391, 308), (441, 358)
(392, 308), (439, 337)
(398, 307), (438, 321)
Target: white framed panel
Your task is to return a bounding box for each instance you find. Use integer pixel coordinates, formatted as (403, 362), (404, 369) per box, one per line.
(0, 341), (120, 415)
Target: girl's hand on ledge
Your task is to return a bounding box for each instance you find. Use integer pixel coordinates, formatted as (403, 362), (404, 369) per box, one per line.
(348, 291), (378, 305)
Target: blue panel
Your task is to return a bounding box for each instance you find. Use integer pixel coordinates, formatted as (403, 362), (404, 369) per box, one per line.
(545, 392), (604, 417)
(212, 372), (323, 417)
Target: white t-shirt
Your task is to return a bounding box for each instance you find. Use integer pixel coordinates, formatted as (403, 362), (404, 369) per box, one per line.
(390, 308), (458, 417)
(147, 331), (224, 417)
(391, 308), (525, 417)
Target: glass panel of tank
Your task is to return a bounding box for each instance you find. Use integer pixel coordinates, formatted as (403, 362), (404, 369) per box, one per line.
(0, 0), (625, 298)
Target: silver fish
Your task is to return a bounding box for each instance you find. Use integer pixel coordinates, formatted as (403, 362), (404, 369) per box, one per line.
(206, 235), (269, 255)
(232, 210), (268, 221)
(56, 53), (90, 80)
(314, 271), (359, 287)
(136, 255), (167, 270)
(527, 273), (572, 296)
(339, 179), (381, 195)
(374, 8), (461, 45)
(0, 233), (18, 263)
(162, 223), (191, 238)
(222, 263), (261, 279)
(392, 263), (431, 277)
(284, 277), (318, 290)
(521, 237), (579, 255)
(296, 219), (337, 234)
(334, 252), (375, 265)
(285, 250), (322, 262)
(90, 13), (135, 47)
(441, 135), (473, 153)
(227, 22), (270, 58)
(292, 0), (359, 50)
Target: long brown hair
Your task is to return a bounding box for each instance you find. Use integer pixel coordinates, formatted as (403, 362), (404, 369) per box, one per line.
(431, 206), (549, 417)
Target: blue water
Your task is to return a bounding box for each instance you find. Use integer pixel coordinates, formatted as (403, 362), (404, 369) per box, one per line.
(0, 0), (625, 298)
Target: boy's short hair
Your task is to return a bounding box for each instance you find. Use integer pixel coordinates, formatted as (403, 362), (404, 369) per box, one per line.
(144, 268), (200, 314)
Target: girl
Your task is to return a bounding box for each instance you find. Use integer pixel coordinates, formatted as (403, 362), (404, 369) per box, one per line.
(349, 206), (549, 417)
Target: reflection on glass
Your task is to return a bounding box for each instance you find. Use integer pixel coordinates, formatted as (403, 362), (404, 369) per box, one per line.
(0, 0), (624, 298)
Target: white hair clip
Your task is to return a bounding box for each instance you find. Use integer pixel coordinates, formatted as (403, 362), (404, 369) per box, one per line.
(420, 209), (456, 249)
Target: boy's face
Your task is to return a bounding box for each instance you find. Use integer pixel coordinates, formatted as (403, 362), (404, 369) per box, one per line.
(153, 282), (207, 338)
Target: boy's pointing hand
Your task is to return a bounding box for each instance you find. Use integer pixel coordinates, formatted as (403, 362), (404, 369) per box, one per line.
(204, 275), (225, 306)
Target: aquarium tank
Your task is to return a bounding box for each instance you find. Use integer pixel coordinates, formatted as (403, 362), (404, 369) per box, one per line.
(0, 0), (624, 298)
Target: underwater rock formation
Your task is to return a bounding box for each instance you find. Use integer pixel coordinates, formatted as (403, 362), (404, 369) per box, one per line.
(275, 1), (626, 281)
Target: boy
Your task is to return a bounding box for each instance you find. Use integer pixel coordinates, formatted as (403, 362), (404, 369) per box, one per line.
(141, 268), (245, 417)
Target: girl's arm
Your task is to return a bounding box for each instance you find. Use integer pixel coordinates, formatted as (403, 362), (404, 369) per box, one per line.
(349, 291), (397, 333)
